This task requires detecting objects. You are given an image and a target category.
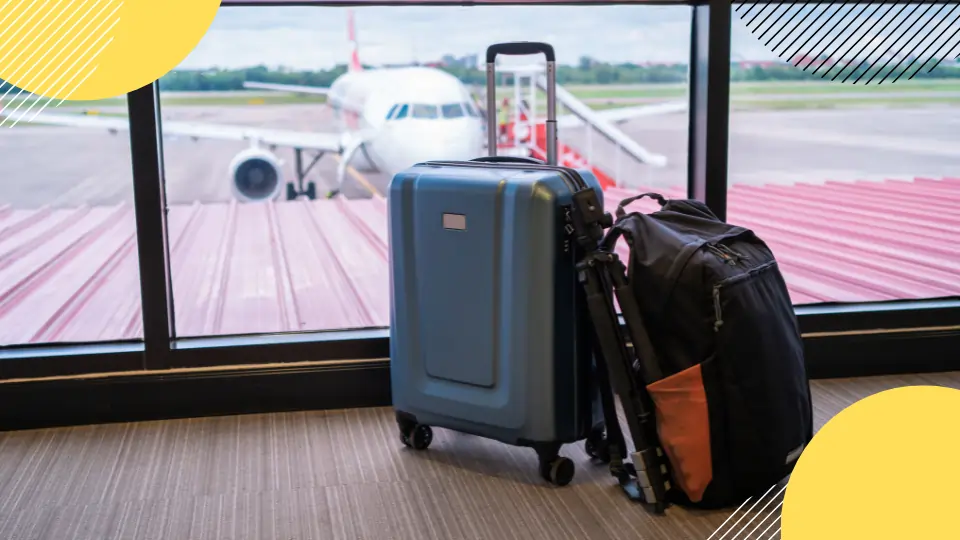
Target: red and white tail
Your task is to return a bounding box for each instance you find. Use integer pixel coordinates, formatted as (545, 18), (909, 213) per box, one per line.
(347, 9), (363, 73)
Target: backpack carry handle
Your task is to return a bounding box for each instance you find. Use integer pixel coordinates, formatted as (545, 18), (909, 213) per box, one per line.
(616, 192), (667, 218)
(485, 41), (558, 166)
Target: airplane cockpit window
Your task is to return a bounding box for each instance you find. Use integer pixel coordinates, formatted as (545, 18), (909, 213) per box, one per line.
(394, 104), (409, 120)
(411, 104), (439, 119)
(462, 102), (479, 117)
(386, 104), (399, 119)
(441, 103), (465, 119)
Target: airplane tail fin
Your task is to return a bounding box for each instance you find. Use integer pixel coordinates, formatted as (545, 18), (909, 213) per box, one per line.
(347, 10), (363, 73)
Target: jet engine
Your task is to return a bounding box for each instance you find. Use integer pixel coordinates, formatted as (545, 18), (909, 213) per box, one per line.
(228, 147), (284, 202)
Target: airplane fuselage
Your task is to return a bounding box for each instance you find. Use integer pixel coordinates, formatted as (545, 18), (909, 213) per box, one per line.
(326, 66), (485, 177)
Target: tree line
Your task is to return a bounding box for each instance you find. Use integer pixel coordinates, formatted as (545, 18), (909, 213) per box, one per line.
(155, 57), (960, 92)
(730, 61), (960, 83)
(2, 57), (958, 95)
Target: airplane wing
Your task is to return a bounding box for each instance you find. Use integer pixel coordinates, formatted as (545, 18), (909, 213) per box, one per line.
(594, 100), (687, 123)
(242, 81), (330, 95)
(13, 111), (344, 152)
(557, 100), (687, 129)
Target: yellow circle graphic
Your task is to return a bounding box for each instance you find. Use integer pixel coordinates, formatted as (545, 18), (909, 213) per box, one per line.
(0, 0), (219, 101)
(783, 385), (960, 539)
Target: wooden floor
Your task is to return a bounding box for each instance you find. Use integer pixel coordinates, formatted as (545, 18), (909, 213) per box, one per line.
(1, 371), (957, 540)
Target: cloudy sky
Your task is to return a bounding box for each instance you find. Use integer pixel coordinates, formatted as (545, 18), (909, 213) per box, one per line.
(176, 4), (960, 71)
(176, 5), (778, 70)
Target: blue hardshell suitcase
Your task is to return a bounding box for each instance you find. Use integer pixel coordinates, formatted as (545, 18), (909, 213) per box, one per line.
(388, 42), (605, 487)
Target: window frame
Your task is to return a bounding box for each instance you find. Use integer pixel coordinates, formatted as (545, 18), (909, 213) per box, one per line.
(1, 0), (956, 387)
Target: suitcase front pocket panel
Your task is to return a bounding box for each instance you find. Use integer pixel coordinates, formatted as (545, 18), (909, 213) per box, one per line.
(414, 183), (501, 388)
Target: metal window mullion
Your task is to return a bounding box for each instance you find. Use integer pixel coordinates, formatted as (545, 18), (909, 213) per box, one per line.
(126, 82), (175, 369)
(688, 1), (731, 222)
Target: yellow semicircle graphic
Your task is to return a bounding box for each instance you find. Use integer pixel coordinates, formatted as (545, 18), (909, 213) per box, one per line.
(0, 0), (220, 101)
(783, 385), (960, 539)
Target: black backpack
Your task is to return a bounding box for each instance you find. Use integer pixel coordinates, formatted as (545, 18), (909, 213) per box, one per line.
(607, 193), (814, 509)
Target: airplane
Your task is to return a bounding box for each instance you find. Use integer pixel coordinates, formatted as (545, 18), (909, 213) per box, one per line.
(1, 9), (688, 203)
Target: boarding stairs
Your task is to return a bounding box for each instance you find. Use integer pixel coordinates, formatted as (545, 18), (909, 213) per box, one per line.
(490, 64), (667, 191)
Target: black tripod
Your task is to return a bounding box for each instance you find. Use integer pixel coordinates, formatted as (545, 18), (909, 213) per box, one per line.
(568, 186), (673, 514)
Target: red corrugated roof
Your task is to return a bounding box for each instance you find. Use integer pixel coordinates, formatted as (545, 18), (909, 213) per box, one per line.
(1, 178), (957, 346)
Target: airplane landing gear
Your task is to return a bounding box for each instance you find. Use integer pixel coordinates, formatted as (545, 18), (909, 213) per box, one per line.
(287, 181), (316, 201)
(287, 147), (324, 201)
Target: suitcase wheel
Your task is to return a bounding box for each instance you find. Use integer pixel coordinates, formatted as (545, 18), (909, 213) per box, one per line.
(539, 457), (575, 487)
(400, 423), (433, 451)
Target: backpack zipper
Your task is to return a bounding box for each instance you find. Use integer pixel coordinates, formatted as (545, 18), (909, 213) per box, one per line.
(711, 260), (779, 334)
(713, 285), (724, 332)
(706, 244), (735, 266)
(720, 244), (748, 261)
(707, 243), (748, 266)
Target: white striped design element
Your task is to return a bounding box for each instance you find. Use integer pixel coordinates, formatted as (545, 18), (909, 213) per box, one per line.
(0, 0), (106, 97)
(0, 0), (121, 127)
(16, 44), (108, 127)
(706, 482), (786, 540)
(0, 0), (67, 75)
(0, 0), (53, 65)
(10, 15), (121, 122)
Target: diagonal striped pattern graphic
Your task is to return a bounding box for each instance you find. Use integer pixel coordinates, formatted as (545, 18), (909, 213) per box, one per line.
(735, 3), (960, 84)
(0, 0), (122, 127)
(705, 482), (787, 540)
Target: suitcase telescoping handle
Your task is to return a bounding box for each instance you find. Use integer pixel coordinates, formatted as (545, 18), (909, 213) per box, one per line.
(485, 42), (558, 166)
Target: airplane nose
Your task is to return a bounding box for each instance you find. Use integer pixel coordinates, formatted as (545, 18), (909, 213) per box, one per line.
(416, 133), (478, 162)
(441, 138), (480, 161)
(385, 122), (485, 171)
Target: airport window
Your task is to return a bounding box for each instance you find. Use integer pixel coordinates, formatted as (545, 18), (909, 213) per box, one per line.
(147, 4), (691, 339)
(386, 104), (399, 119)
(0, 95), (143, 346)
(411, 104), (440, 119)
(727, 3), (960, 306)
(441, 103), (465, 118)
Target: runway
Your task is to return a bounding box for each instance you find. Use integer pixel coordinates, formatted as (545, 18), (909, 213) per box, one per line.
(584, 91), (960, 105)
(1, 103), (959, 208)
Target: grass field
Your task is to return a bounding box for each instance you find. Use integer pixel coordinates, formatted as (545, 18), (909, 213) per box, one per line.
(564, 79), (960, 99)
(3, 79), (959, 120)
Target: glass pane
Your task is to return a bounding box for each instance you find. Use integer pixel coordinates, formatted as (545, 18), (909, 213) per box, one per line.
(491, 6), (691, 199)
(0, 95), (141, 346)
(159, 4), (691, 338)
(441, 103), (465, 118)
(728, 3), (960, 306)
(411, 104), (440, 119)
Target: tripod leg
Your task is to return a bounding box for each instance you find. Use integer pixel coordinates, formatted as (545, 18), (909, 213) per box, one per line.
(579, 259), (670, 511)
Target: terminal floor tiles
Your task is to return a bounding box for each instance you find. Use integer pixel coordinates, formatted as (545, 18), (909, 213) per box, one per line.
(1, 370), (957, 540)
